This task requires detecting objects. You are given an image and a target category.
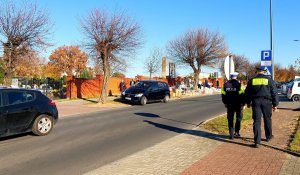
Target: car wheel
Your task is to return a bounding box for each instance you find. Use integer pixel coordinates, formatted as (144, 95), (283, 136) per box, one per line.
(32, 115), (54, 136)
(163, 95), (170, 103)
(292, 95), (300, 102)
(140, 96), (147, 105)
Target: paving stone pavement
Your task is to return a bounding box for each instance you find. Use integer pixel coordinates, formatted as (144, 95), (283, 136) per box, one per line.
(83, 101), (300, 175)
(85, 131), (222, 175)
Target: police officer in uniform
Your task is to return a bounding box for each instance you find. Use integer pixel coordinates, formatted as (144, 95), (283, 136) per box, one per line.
(221, 72), (245, 139)
(245, 67), (279, 148)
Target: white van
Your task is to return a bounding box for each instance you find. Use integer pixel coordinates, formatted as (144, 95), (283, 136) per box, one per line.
(287, 81), (300, 102)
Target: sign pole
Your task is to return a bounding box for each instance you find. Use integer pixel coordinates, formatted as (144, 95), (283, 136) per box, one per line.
(270, 0), (274, 80)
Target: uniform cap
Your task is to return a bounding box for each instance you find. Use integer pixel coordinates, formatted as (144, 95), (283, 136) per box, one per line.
(230, 72), (238, 78)
(255, 67), (267, 72)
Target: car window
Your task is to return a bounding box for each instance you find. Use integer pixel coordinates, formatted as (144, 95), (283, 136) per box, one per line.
(5, 91), (35, 106)
(158, 82), (168, 90)
(151, 83), (159, 91)
(298, 82), (300, 87)
(135, 82), (151, 89)
(25, 92), (35, 101)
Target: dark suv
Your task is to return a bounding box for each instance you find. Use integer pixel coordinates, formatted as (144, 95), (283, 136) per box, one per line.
(0, 87), (58, 138)
(121, 80), (170, 105)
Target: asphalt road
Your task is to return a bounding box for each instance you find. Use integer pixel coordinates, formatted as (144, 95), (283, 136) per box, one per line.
(0, 95), (225, 175)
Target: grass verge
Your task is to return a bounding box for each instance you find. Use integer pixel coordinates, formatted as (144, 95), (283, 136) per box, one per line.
(203, 108), (253, 134)
(289, 117), (300, 152)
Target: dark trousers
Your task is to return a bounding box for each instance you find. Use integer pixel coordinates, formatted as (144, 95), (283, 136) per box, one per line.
(252, 98), (273, 144)
(227, 105), (243, 136)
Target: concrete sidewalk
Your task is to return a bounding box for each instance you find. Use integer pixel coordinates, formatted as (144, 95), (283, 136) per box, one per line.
(82, 101), (300, 175)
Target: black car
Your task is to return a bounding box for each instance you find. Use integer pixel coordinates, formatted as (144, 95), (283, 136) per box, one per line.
(0, 87), (58, 138)
(121, 80), (170, 105)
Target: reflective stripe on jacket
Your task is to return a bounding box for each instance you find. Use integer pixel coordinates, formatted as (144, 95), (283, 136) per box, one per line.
(221, 79), (244, 106)
(244, 74), (279, 106)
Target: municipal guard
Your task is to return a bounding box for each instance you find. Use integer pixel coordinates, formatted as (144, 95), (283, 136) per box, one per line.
(245, 67), (279, 148)
(221, 72), (245, 139)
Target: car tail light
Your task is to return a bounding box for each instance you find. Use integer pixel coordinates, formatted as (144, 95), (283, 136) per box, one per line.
(290, 88), (292, 94)
(48, 100), (56, 106)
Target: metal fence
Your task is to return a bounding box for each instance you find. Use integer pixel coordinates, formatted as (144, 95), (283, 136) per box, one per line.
(10, 77), (66, 99)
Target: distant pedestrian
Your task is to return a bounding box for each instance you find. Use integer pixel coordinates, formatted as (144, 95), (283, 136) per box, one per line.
(221, 72), (245, 139)
(204, 79), (210, 88)
(119, 79), (126, 92)
(130, 79), (135, 86)
(245, 67), (279, 148)
(216, 79), (219, 89)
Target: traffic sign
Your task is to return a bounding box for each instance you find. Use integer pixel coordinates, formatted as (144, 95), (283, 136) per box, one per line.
(261, 50), (272, 76)
(224, 55), (235, 80)
(261, 50), (272, 61)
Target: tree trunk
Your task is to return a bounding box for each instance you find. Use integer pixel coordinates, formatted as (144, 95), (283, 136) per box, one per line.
(98, 50), (110, 104)
(3, 47), (14, 86)
(3, 73), (12, 86)
(193, 69), (200, 90)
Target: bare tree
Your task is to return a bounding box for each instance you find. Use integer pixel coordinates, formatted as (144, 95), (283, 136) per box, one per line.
(91, 54), (127, 76)
(81, 9), (142, 103)
(0, 1), (52, 85)
(167, 28), (227, 89)
(144, 48), (162, 78)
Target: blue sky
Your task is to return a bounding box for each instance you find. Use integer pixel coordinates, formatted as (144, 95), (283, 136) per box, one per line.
(17, 1), (300, 77)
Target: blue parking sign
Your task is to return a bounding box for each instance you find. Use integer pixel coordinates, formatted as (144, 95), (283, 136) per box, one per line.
(261, 50), (272, 61)
(261, 50), (272, 76)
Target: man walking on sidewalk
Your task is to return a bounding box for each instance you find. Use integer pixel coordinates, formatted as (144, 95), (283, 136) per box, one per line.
(221, 72), (245, 139)
(245, 67), (279, 148)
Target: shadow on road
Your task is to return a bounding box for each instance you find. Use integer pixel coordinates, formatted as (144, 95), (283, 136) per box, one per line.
(135, 113), (198, 126)
(277, 107), (300, 111)
(79, 98), (98, 103)
(135, 113), (160, 118)
(0, 132), (32, 142)
(143, 120), (253, 148)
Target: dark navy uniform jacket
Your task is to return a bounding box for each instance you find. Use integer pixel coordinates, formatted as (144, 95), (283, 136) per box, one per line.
(245, 74), (279, 107)
(221, 79), (245, 106)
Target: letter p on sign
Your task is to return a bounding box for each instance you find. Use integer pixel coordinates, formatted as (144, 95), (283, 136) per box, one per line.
(263, 52), (269, 59)
(261, 50), (272, 61)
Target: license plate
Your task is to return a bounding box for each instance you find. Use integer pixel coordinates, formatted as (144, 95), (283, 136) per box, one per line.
(125, 97), (131, 100)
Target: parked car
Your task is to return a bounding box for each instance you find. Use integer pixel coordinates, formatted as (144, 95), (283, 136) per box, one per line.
(0, 87), (58, 138)
(121, 80), (170, 105)
(282, 81), (294, 94)
(287, 81), (300, 102)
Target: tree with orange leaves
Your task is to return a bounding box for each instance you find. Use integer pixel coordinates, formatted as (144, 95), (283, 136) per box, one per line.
(49, 45), (88, 77)
(14, 50), (44, 78)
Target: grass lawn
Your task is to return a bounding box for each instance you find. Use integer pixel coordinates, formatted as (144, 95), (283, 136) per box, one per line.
(203, 107), (253, 134)
(289, 118), (300, 152)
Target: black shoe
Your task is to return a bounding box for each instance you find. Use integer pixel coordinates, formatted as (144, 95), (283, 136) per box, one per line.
(229, 135), (234, 139)
(234, 133), (241, 137)
(251, 143), (260, 148)
(266, 135), (274, 142)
